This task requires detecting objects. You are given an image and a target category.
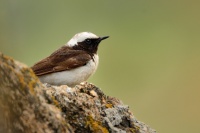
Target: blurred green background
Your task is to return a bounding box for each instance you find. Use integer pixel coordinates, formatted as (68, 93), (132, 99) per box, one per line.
(1, 0), (200, 132)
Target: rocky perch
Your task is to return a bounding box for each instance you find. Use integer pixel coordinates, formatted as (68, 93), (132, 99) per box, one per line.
(0, 53), (156, 133)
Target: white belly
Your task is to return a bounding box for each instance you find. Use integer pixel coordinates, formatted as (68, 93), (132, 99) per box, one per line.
(39, 54), (99, 87)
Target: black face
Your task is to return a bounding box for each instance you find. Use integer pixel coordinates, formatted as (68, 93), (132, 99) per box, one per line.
(73, 38), (101, 54)
(72, 36), (109, 54)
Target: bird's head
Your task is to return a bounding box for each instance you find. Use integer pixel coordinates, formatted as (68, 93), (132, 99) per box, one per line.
(66, 32), (109, 53)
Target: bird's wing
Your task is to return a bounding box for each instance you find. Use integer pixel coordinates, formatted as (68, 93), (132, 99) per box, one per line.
(31, 46), (92, 76)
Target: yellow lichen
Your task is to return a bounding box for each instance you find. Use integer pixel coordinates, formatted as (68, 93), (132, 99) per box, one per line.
(29, 69), (39, 80)
(129, 123), (140, 133)
(105, 103), (113, 108)
(22, 67), (37, 79)
(51, 96), (60, 108)
(28, 80), (37, 95)
(2, 54), (14, 63)
(8, 65), (26, 89)
(17, 73), (26, 88)
(86, 115), (109, 133)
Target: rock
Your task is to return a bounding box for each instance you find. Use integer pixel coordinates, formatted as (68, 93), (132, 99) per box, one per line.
(0, 53), (156, 133)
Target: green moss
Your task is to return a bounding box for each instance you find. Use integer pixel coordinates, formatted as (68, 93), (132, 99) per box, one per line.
(86, 115), (109, 133)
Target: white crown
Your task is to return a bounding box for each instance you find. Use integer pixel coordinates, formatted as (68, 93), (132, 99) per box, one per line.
(66, 32), (99, 47)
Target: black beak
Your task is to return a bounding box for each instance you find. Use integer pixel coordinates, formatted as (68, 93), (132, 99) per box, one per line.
(99, 36), (109, 41)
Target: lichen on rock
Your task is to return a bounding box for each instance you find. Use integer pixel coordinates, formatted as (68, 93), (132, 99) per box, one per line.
(0, 53), (156, 133)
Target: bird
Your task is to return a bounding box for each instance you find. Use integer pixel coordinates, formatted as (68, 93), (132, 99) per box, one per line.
(31, 32), (109, 87)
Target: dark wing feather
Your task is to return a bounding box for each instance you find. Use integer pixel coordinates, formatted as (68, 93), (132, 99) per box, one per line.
(31, 46), (91, 76)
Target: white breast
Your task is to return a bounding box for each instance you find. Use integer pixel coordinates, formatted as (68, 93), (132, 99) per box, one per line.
(39, 54), (99, 87)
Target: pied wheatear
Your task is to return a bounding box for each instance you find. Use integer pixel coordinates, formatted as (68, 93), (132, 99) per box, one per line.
(31, 32), (109, 87)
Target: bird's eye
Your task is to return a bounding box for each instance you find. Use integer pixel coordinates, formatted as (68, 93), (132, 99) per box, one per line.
(85, 39), (92, 44)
